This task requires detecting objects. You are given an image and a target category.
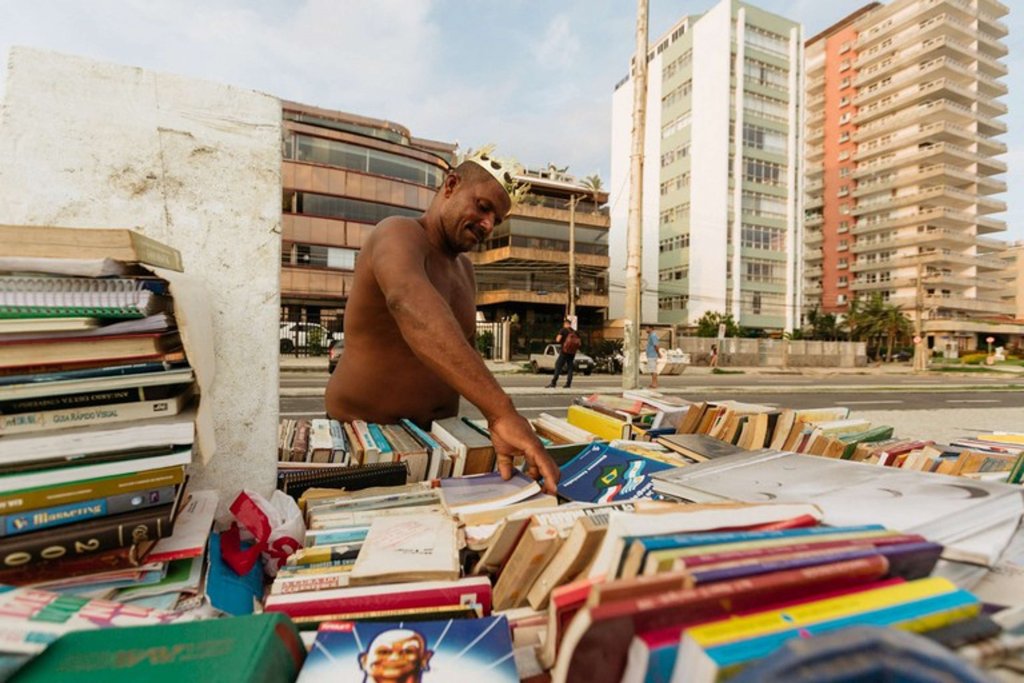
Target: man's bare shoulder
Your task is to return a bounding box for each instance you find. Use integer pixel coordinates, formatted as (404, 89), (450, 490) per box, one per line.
(367, 216), (428, 247)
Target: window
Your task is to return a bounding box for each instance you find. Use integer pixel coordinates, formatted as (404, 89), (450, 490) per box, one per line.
(291, 135), (443, 187)
(661, 142), (690, 167)
(659, 295), (690, 311)
(838, 185), (850, 197)
(289, 244), (359, 271)
(839, 167), (851, 178)
(744, 59), (788, 91)
(741, 224), (785, 250)
(662, 79), (693, 108)
(659, 203), (690, 227)
(838, 220), (850, 232)
(659, 267), (689, 281)
(840, 60), (851, 72)
(839, 112), (852, 124)
(742, 192), (787, 219)
(839, 132), (850, 143)
(660, 172), (691, 195)
(744, 258), (785, 284)
(742, 124), (787, 154)
(838, 149), (850, 160)
(744, 93), (788, 122)
(838, 276), (848, 286)
(291, 191), (421, 223)
(838, 258), (848, 269)
(663, 49), (693, 79)
(661, 111), (692, 138)
(659, 233), (691, 252)
(741, 290), (784, 316)
(743, 159), (785, 186)
(836, 293), (847, 305)
(745, 26), (788, 57)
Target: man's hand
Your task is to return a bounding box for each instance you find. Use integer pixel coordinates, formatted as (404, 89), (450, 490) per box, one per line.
(488, 412), (560, 495)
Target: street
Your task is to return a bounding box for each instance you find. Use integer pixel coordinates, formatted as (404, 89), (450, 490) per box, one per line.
(280, 369), (1023, 444)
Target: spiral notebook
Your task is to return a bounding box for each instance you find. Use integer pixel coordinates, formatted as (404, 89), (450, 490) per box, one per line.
(0, 275), (169, 319)
(277, 462), (408, 500)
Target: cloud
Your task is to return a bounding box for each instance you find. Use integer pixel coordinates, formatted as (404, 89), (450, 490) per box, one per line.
(532, 14), (581, 70)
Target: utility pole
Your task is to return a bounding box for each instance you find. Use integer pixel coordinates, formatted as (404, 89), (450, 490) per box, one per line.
(913, 261), (926, 373)
(567, 193), (581, 319)
(624, 0), (648, 390)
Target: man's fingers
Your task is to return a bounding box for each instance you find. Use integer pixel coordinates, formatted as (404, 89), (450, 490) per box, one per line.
(496, 452), (514, 481)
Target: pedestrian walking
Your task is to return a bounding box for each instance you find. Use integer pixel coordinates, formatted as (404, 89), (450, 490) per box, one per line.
(645, 326), (661, 388)
(548, 318), (581, 389)
(710, 343), (719, 369)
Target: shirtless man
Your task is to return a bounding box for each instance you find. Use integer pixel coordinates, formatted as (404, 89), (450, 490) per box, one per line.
(325, 149), (559, 492)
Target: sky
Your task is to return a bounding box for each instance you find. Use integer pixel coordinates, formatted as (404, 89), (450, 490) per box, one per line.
(1, 0), (1020, 239)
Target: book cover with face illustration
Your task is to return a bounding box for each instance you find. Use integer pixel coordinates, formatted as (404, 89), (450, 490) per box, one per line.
(297, 616), (517, 683)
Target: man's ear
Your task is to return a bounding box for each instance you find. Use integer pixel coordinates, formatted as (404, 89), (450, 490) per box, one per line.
(443, 171), (460, 197)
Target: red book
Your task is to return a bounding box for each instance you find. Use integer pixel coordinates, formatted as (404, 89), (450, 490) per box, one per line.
(675, 533), (927, 571)
(262, 576), (492, 619)
(552, 555), (890, 683)
(0, 331), (181, 370)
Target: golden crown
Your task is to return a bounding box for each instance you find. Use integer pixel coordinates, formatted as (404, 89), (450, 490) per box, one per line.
(460, 145), (531, 210)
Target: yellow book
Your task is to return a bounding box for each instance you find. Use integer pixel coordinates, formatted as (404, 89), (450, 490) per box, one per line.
(686, 577), (958, 648)
(566, 404), (629, 442)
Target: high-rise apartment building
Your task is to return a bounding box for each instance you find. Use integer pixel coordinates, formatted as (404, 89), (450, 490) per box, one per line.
(804, 0), (1012, 354)
(280, 101), (456, 325)
(610, 0), (804, 332)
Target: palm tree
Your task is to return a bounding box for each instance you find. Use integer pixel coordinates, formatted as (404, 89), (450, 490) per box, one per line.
(581, 174), (604, 212)
(879, 303), (912, 362)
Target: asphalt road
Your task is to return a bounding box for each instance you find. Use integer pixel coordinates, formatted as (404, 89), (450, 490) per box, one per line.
(279, 370), (1024, 420)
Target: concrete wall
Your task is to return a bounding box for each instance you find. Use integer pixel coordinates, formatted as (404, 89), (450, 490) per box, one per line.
(674, 336), (867, 368)
(0, 47), (282, 506)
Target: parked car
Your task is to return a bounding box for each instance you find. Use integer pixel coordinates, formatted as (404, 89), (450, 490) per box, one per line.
(327, 338), (344, 373)
(528, 344), (595, 375)
(279, 322), (337, 353)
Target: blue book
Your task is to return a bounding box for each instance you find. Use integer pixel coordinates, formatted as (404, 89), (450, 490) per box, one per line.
(367, 424), (394, 457)
(557, 442), (674, 503)
(630, 524), (887, 554)
(297, 616), (518, 683)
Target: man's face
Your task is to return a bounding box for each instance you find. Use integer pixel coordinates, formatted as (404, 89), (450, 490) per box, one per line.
(361, 631), (432, 683)
(440, 173), (511, 253)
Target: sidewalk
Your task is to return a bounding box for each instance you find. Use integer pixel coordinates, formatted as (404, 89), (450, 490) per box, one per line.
(281, 355), (1024, 377)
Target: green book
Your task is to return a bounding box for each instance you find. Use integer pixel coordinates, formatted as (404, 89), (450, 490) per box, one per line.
(839, 425), (896, 460)
(12, 613), (305, 683)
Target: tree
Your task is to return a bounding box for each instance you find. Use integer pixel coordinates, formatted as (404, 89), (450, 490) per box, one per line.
(879, 303), (912, 362)
(695, 311), (740, 338)
(844, 294), (909, 361)
(805, 306), (841, 341)
(581, 174), (604, 212)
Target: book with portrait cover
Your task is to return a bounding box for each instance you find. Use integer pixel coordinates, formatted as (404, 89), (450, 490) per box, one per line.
(296, 616), (517, 683)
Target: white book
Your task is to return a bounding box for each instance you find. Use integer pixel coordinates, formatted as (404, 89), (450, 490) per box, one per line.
(0, 408), (195, 464)
(431, 419), (468, 476)
(3, 367), (194, 401)
(351, 420), (380, 465)
(347, 510), (459, 585)
(0, 448), (192, 492)
(307, 419), (334, 463)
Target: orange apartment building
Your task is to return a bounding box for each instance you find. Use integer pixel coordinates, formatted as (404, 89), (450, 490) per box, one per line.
(804, 0), (1016, 354)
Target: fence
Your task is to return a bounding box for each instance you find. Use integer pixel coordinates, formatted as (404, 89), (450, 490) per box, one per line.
(279, 314), (343, 357)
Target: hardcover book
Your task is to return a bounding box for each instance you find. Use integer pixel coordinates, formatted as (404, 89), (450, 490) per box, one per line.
(297, 616), (517, 683)
(9, 612), (304, 683)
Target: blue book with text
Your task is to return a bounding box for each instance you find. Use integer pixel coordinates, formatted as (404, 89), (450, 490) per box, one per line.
(557, 442), (673, 503)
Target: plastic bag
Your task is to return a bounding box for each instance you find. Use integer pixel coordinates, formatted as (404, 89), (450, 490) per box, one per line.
(220, 489), (305, 577)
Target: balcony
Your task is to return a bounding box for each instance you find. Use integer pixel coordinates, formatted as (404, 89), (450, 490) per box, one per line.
(852, 207), (979, 235)
(855, 78), (1005, 126)
(923, 294), (1014, 315)
(806, 144), (825, 162)
(854, 33), (1005, 88)
(853, 121), (979, 163)
(851, 228), (992, 254)
(804, 281), (823, 294)
(852, 185), (989, 217)
(804, 265), (824, 278)
(853, 98), (986, 141)
(805, 214), (825, 228)
(807, 127), (824, 144)
(805, 229), (824, 245)
(852, 142), (1007, 179)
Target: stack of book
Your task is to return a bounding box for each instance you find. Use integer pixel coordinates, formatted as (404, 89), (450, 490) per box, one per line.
(546, 506), (984, 683)
(276, 416), (502, 485)
(0, 227), (199, 602)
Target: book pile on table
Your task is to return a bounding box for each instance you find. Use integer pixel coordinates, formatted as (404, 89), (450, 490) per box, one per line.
(276, 415), (577, 491)
(0, 227), (210, 611)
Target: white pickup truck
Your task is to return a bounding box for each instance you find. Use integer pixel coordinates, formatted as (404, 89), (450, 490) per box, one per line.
(529, 344), (595, 375)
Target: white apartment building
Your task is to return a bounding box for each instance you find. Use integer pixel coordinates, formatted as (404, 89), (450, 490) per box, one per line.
(610, 0), (804, 332)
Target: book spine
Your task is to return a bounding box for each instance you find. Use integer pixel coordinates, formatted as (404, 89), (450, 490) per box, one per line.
(0, 504), (174, 569)
(0, 387), (192, 435)
(0, 465), (185, 515)
(0, 545), (149, 586)
(264, 581), (492, 619)
(0, 485), (177, 538)
(0, 384), (183, 413)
